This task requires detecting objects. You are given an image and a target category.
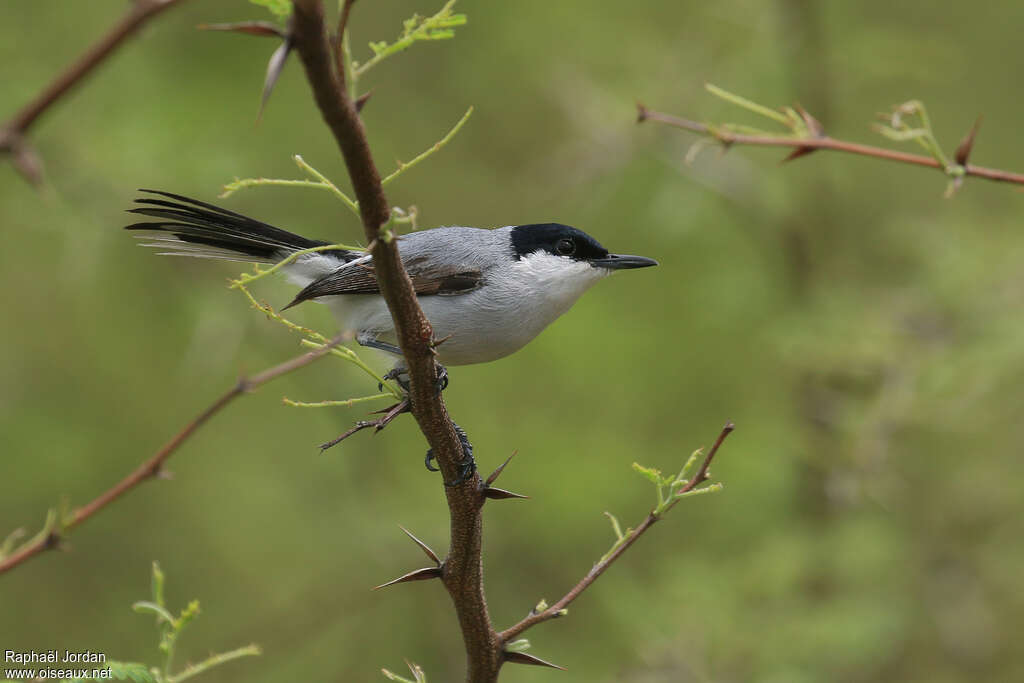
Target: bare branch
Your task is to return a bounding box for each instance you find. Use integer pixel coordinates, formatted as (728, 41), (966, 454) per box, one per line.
(0, 0), (188, 185)
(0, 335), (345, 576)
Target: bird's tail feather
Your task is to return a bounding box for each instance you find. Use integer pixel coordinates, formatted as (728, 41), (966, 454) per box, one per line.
(125, 189), (345, 264)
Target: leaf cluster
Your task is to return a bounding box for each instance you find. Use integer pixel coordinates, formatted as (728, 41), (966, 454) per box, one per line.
(64, 563), (259, 682)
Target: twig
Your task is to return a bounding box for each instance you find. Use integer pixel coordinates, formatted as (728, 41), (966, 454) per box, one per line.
(289, 2), (499, 679)
(499, 423), (735, 642)
(0, 334), (345, 576)
(637, 105), (1024, 186)
(0, 0), (188, 185)
(381, 106), (474, 186)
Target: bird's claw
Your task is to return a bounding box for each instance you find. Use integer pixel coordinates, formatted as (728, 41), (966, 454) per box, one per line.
(424, 449), (440, 472)
(379, 363), (447, 395)
(434, 363), (449, 395)
(380, 367), (411, 393)
(423, 421), (476, 486)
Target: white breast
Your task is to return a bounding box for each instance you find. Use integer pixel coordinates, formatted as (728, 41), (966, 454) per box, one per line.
(421, 251), (608, 365)
(312, 250), (607, 366)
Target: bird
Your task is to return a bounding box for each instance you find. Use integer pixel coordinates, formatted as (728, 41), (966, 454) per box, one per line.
(125, 189), (658, 370)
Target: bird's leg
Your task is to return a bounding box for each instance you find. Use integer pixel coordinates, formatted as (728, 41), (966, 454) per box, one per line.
(359, 332), (448, 395)
(356, 332), (403, 357)
(424, 421), (476, 486)
(358, 333), (464, 480)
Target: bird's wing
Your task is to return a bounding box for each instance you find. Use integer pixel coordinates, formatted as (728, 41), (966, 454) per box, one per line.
(284, 251), (483, 308)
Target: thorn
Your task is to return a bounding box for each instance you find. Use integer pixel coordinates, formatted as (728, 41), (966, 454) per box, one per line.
(955, 116), (983, 166)
(485, 451), (517, 486)
(258, 37), (294, 122)
(483, 487), (529, 500)
(780, 146), (817, 163)
(944, 175), (965, 199)
(431, 333), (453, 349)
(504, 652), (566, 670)
(794, 103), (825, 137)
(355, 90), (373, 112)
(197, 21), (285, 38)
(7, 136), (45, 187)
(373, 566), (442, 590)
(636, 102), (649, 123)
(398, 525), (440, 565)
(43, 531), (61, 550)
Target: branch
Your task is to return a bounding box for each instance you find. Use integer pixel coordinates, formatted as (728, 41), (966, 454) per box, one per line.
(288, 2), (499, 680)
(0, 335), (346, 576)
(637, 102), (1024, 189)
(499, 423), (735, 642)
(0, 0), (188, 185)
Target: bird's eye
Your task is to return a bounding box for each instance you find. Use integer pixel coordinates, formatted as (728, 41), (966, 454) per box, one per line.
(555, 237), (576, 256)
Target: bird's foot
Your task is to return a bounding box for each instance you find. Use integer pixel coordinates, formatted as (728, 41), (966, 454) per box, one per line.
(379, 367), (411, 393)
(379, 362), (448, 396)
(434, 363), (449, 395)
(424, 421), (476, 486)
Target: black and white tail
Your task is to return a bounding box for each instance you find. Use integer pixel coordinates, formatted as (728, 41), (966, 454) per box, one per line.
(125, 189), (353, 265)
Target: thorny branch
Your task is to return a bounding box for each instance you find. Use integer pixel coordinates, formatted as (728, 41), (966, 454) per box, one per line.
(287, 1), (500, 680)
(499, 423), (734, 642)
(0, 335), (346, 576)
(638, 102), (1024, 190)
(0, 0), (188, 185)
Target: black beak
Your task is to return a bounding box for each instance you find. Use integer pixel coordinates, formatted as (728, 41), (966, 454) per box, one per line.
(590, 253), (659, 270)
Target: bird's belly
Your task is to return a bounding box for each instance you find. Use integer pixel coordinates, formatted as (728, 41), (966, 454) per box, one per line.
(324, 287), (577, 366)
(418, 291), (568, 365)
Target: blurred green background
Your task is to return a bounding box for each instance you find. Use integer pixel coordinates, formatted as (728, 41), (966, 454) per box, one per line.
(3, 1), (1024, 681)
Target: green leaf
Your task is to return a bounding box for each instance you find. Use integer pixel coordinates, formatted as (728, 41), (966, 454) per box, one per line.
(354, 1), (468, 78)
(632, 462), (662, 484)
(132, 601), (176, 626)
(151, 561), (165, 608)
(177, 599), (201, 632)
(604, 511), (624, 540)
(249, 0), (292, 21)
(505, 638), (531, 653)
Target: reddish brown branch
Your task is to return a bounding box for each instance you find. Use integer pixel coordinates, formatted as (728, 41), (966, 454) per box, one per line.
(678, 421), (733, 494)
(288, 2), (498, 680)
(499, 423), (735, 643)
(0, 335), (344, 576)
(0, 0), (188, 185)
(637, 106), (1024, 186)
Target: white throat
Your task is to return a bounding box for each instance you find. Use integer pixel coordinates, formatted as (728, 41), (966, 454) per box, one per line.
(512, 250), (609, 310)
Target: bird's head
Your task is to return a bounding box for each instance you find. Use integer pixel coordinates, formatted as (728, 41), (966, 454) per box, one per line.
(509, 223), (658, 272)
